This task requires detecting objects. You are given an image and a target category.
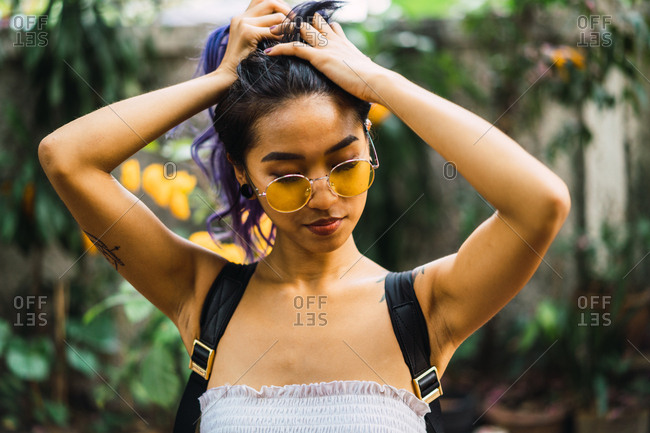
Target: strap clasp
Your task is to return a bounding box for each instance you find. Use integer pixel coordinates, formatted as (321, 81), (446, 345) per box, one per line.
(189, 339), (215, 380)
(412, 365), (443, 404)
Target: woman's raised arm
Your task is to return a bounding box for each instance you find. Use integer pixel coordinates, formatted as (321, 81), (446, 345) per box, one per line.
(37, 71), (235, 335)
(266, 12), (571, 363)
(38, 0), (292, 355)
(39, 72), (233, 173)
(370, 69), (571, 356)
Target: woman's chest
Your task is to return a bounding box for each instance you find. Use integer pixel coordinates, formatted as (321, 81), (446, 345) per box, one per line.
(206, 279), (417, 394)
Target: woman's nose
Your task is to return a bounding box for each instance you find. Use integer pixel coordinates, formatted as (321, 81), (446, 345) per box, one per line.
(307, 177), (338, 209)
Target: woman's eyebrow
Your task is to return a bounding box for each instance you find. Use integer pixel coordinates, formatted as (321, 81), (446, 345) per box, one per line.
(261, 135), (359, 162)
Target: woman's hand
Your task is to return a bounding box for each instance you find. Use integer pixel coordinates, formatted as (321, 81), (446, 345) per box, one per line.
(215, 0), (293, 83)
(264, 12), (389, 104)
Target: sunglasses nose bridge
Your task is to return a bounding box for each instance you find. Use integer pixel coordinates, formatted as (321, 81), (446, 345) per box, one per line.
(308, 173), (338, 199)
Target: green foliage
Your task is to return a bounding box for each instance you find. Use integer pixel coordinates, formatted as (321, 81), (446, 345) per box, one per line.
(460, 0), (650, 415)
(140, 344), (183, 407)
(0, 319), (9, 355)
(0, 284), (185, 428)
(5, 336), (54, 381)
(83, 280), (155, 325)
(510, 292), (635, 415)
(391, 0), (458, 18)
(24, 0), (141, 123)
(507, 220), (650, 414)
(33, 399), (69, 426)
(0, 0), (155, 254)
(0, 0), (160, 429)
(0, 370), (23, 430)
(81, 280), (187, 410)
(0, 102), (70, 253)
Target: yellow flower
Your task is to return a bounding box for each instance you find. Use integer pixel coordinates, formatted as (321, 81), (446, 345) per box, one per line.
(142, 163), (197, 219)
(142, 163), (172, 207)
(368, 103), (391, 126)
(567, 47), (585, 70)
(169, 189), (190, 220)
(173, 170), (197, 193)
(120, 158), (141, 193)
(550, 46), (585, 71)
(551, 48), (567, 68)
(189, 231), (247, 264)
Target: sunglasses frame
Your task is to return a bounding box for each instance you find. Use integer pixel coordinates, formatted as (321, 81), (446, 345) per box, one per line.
(243, 133), (380, 213)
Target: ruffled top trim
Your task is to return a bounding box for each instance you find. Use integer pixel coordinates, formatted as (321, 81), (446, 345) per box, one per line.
(199, 379), (432, 418)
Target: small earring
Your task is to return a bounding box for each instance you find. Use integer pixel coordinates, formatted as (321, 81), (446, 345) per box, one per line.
(240, 183), (255, 199)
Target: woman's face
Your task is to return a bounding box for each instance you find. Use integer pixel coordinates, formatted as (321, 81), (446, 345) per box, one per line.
(233, 94), (371, 254)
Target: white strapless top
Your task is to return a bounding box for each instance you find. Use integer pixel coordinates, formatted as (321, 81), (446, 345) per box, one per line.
(198, 379), (431, 432)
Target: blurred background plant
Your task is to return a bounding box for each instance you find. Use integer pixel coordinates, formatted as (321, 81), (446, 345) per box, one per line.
(0, 0), (168, 429)
(457, 0), (650, 429)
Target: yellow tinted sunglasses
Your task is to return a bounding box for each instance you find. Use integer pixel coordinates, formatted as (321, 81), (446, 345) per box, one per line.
(244, 135), (380, 213)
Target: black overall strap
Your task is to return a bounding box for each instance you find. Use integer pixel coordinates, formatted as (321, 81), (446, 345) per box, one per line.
(173, 261), (258, 433)
(384, 270), (444, 433)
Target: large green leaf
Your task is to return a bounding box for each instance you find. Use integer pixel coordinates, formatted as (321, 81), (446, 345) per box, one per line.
(82, 292), (139, 324)
(83, 280), (154, 324)
(151, 315), (181, 346)
(5, 336), (53, 381)
(140, 344), (181, 408)
(67, 314), (119, 354)
(122, 283), (155, 324)
(65, 343), (100, 377)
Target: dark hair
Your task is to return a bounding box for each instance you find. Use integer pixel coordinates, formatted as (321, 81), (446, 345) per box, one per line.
(191, 0), (372, 263)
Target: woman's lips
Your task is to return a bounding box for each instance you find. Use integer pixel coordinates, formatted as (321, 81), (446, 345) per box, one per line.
(305, 218), (342, 236)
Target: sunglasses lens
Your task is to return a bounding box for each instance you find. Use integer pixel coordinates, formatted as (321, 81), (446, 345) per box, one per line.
(266, 175), (311, 212)
(330, 160), (375, 197)
(264, 161), (375, 212)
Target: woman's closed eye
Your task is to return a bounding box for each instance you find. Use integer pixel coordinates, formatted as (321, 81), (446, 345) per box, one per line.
(269, 155), (362, 179)
(270, 171), (302, 179)
(331, 154), (364, 170)
(336, 161), (359, 171)
(274, 175), (304, 185)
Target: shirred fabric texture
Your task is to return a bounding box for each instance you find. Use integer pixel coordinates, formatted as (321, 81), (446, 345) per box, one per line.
(198, 379), (431, 432)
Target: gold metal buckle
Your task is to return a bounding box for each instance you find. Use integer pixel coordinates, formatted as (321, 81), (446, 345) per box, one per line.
(412, 365), (443, 404)
(189, 339), (215, 380)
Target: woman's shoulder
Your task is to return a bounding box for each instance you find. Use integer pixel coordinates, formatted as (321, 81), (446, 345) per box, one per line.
(352, 255), (390, 278)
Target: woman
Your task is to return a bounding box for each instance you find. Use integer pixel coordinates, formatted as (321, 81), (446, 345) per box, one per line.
(38, 0), (571, 431)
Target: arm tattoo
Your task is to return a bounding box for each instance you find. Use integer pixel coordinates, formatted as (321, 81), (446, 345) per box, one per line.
(84, 230), (125, 270)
